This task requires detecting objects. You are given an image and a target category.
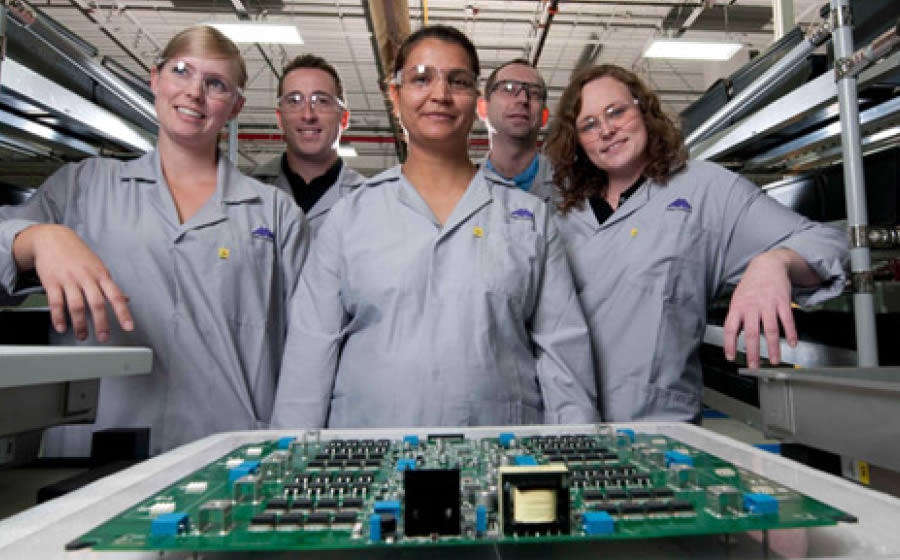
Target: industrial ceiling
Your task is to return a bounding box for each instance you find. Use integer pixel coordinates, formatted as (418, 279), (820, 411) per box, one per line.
(4, 0), (830, 178)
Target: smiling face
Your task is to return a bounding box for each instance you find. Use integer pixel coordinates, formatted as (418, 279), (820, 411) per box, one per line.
(576, 76), (649, 182)
(389, 38), (478, 150)
(276, 67), (347, 163)
(151, 54), (244, 151)
(481, 63), (545, 142)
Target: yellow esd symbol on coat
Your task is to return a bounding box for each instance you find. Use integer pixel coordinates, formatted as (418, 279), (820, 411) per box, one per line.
(473, 226), (484, 238)
(218, 248), (230, 259)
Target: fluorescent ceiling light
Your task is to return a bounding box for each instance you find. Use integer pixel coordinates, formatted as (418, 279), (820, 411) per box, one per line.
(208, 23), (303, 44)
(643, 39), (742, 61)
(337, 145), (358, 158)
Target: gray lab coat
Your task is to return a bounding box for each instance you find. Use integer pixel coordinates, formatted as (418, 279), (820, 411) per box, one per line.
(0, 150), (308, 454)
(271, 164), (599, 429)
(554, 160), (848, 422)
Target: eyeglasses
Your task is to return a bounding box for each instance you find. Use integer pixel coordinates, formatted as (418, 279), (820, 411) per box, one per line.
(277, 91), (346, 114)
(394, 64), (479, 95)
(489, 79), (546, 101)
(158, 59), (243, 101)
(577, 99), (640, 141)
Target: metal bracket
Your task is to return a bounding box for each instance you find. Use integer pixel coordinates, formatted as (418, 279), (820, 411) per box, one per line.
(807, 19), (833, 48)
(849, 224), (869, 248)
(851, 271), (875, 293)
(831, 5), (853, 29)
(835, 56), (854, 80)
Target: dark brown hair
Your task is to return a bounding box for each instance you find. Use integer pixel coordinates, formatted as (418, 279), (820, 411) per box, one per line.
(544, 64), (687, 213)
(156, 25), (247, 89)
(483, 58), (546, 100)
(388, 25), (480, 87)
(278, 54), (344, 100)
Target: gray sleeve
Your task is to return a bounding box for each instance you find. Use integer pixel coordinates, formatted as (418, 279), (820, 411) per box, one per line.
(275, 193), (310, 306)
(270, 200), (347, 428)
(716, 174), (849, 306)
(0, 162), (80, 294)
(531, 215), (601, 424)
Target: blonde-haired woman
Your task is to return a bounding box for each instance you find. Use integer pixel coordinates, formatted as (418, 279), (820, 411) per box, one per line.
(0, 25), (308, 455)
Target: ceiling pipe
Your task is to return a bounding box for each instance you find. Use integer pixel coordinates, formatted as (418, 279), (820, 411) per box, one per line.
(361, 0), (409, 161)
(530, 0), (559, 66)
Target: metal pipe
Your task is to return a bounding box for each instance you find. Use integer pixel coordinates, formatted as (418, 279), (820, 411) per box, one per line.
(7, 7), (158, 127)
(227, 120), (238, 165)
(844, 19), (900, 78)
(830, 0), (879, 367)
(530, 0), (559, 67)
(685, 17), (832, 148)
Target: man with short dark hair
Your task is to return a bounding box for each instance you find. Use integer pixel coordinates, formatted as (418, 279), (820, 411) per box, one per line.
(478, 58), (554, 201)
(253, 54), (365, 233)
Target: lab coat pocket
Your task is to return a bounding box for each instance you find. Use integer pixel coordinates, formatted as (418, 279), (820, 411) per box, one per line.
(480, 225), (541, 303)
(625, 211), (702, 298)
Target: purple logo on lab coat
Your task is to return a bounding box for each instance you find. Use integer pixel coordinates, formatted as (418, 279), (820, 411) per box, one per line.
(252, 227), (275, 241)
(511, 208), (534, 220)
(666, 198), (692, 212)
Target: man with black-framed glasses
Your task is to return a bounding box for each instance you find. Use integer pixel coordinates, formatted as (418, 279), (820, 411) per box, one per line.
(477, 58), (555, 201)
(253, 54), (365, 234)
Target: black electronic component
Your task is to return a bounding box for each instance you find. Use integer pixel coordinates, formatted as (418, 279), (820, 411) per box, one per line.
(265, 498), (289, 511)
(316, 498), (338, 510)
(652, 488), (675, 498)
(427, 433), (465, 442)
(620, 503), (644, 516)
(380, 513), (397, 535)
(306, 512), (331, 525)
(403, 469), (461, 537)
(628, 489), (651, 499)
(583, 490), (604, 501)
(645, 501), (670, 514)
(333, 511), (357, 525)
(291, 498), (313, 510)
(670, 500), (695, 513)
(249, 513), (278, 528)
(279, 512), (304, 526)
(606, 489), (627, 500)
(341, 497), (363, 509)
(499, 464), (570, 536)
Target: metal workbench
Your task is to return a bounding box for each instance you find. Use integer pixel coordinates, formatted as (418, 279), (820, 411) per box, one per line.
(0, 423), (897, 560)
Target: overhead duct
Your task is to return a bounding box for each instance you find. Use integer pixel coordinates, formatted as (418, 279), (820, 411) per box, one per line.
(362, 0), (410, 161)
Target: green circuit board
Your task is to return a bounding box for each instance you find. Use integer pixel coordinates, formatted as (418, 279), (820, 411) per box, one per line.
(69, 428), (855, 553)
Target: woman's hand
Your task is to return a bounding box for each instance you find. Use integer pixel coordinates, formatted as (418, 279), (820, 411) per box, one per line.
(13, 224), (134, 341)
(723, 249), (802, 368)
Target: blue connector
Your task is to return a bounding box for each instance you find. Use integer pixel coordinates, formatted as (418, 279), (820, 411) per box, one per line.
(228, 460), (260, 483)
(150, 512), (190, 537)
(514, 455), (538, 466)
(744, 493), (779, 515)
(403, 435), (419, 447)
(369, 513), (382, 542)
(616, 429), (635, 443)
(582, 511), (614, 535)
(498, 432), (516, 448)
(475, 505), (487, 535)
(374, 500), (401, 518)
(665, 450), (694, 468)
(277, 436), (296, 450)
(396, 458), (417, 471)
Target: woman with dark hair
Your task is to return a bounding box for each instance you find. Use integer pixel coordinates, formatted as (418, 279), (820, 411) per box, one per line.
(544, 64), (847, 422)
(0, 26), (308, 454)
(272, 25), (598, 428)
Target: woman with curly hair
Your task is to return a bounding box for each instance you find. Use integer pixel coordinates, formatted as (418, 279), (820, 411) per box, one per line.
(544, 64), (848, 422)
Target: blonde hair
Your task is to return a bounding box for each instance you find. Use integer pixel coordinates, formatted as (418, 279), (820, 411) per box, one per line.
(156, 25), (248, 89)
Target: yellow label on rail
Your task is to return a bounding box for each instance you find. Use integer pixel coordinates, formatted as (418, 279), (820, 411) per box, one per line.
(858, 460), (870, 485)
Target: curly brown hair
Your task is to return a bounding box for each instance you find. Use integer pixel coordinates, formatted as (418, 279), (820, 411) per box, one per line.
(544, 64), (687, 214)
